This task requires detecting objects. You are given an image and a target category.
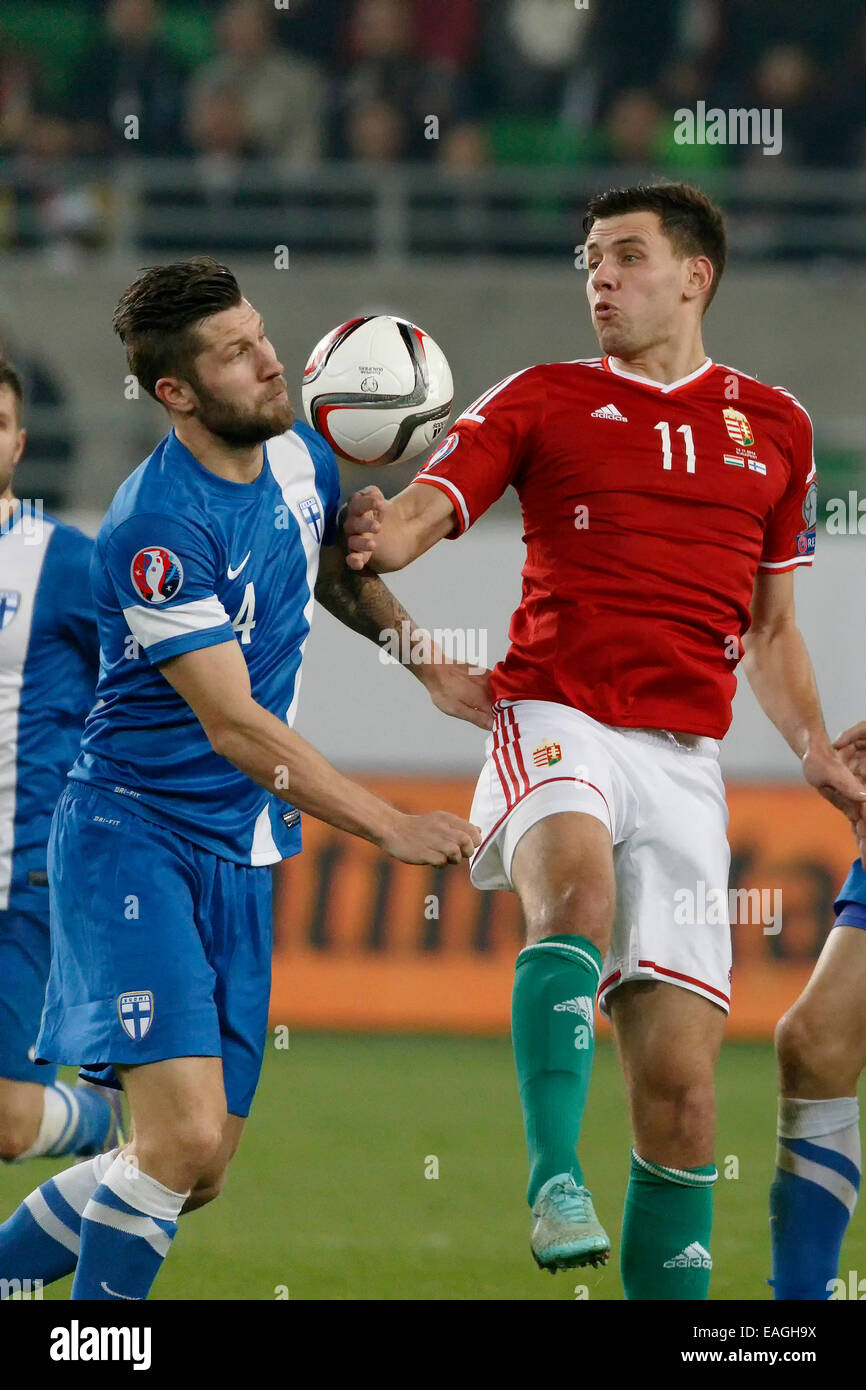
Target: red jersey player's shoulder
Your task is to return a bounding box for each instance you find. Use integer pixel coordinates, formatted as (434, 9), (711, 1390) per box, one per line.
(454, 358), (605, 423)
(713, 362), (813, 426)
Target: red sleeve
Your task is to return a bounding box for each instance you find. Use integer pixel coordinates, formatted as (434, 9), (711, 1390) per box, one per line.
(758, 396), (816, 572)
(412, 367), (542, 536)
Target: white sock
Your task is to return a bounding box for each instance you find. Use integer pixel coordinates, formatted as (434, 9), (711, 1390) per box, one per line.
(777, 1096), (861, 1215)
(14, 1082), (79, 1161)
(50, 1149), (118, 1213)
(778, 1095), (860, 1141)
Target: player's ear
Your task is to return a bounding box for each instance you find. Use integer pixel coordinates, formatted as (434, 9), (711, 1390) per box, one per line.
(155, 376), (195, 414)
(685, 255), (713, 304)
(12, 428), (26, 466)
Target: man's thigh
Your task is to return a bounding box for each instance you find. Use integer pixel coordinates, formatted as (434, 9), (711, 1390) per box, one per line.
(598, 739), (732, 1020)
(37, 784), (272, 1122)
(468, 700), (620, 897)
(510, 812), (616, 950)
(118, 1055), (234, 1195)
(37, 787), (222, 1077)
(609, 979), (727, 1166)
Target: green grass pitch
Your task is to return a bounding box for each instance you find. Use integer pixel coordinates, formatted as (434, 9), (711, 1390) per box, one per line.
(4, 1037), (865, 1300)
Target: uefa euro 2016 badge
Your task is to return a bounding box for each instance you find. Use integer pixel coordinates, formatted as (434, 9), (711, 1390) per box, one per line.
(423, 431), (460, 469)
(722, 408), (755, 449)
(130, 547), (183, 604)
(532, 740), (562, 768)
(118, 991), (154, 1040)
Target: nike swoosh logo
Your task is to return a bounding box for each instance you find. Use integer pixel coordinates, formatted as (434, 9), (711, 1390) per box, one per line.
(227, 552), (251, 580)
(100, 1281), (139, 1299)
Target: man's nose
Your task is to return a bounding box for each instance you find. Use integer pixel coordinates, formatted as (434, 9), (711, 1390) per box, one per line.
(591, 261), (616, 291)
(261, 347), (284, 378)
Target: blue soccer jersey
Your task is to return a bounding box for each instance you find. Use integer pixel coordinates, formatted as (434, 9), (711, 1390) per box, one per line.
(0, 504), (98, 914)
(68, 422), (340, 865)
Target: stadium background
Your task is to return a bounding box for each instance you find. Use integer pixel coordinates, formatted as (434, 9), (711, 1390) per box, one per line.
(1, 0), (865, 1300)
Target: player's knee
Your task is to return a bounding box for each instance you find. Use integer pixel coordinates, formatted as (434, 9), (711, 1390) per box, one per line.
(775, 1007), (809, 1077)
(633, 1073), (716, 1153)
(173, 1118), (225, 1174)
(775, 1006), (852, 1091)
(525, 879), (614, 947)
(135, 1116), (225, 1187)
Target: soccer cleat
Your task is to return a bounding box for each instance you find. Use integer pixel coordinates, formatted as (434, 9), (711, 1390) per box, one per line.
(74, 1079), (126, 1156)
(530, 1173), (611, 1272)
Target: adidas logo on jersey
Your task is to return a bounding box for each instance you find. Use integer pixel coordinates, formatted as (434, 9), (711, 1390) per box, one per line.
(590, 403), (628, 421)
(664, 1241), (712, 1270)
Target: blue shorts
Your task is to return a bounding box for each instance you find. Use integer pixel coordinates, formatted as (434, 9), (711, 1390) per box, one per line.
(0, 899), (58, 1086)
(834, 858), (866, 930)
(36, 783), (274, 1118)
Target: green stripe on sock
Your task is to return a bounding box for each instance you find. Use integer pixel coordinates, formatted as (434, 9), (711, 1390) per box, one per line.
(512, 934), (603, 1206)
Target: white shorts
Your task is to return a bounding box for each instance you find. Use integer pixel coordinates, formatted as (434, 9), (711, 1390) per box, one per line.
(470, 700), (732, 1017)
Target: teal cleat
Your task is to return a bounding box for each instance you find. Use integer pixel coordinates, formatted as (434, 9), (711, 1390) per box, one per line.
(530, 1173), (611, 1273)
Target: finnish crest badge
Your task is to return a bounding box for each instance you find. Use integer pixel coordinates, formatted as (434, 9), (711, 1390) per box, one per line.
(118, 991), (154, 1040)
(0, 590), (20, 630)
(299, 496), (323, 543)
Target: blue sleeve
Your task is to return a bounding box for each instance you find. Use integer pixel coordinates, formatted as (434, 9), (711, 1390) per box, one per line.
(102, 510), (235, 666)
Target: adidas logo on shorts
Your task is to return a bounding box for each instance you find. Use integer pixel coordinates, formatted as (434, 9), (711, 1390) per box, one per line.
(664, 1241), (712, 1269)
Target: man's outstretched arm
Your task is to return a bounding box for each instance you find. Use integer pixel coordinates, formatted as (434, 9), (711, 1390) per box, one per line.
(158, 637), (479, 865)
(315, 528), (492, 731)
(741, 569), (866, 830)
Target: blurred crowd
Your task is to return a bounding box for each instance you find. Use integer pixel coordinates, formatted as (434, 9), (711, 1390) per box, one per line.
(1, 0), (864, 172)
(0, 0), (862, 503)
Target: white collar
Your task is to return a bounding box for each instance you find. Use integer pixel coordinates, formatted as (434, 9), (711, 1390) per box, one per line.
(603, 355), (714, 393)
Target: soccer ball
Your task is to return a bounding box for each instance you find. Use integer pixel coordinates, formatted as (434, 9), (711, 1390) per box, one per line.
(301, 315), (454, 466)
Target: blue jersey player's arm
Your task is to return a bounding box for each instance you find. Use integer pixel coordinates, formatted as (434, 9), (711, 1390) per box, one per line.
(103, 506), (479, 868)
(158, 637), (478, 867)
(314, 541), (492, 732)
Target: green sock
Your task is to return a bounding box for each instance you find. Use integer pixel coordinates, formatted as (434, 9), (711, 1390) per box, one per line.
(621, 1150), (717, 1300)
(511, 935), (602, 1206)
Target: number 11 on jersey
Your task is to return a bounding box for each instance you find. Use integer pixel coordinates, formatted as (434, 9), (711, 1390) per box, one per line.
(654, 420), (696, 473)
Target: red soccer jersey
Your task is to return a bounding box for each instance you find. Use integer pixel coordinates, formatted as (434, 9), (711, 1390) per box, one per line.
(413, 356), (816, 738)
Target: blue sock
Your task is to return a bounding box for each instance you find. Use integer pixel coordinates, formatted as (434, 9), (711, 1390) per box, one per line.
(13, 1081), (115, 1161)
(0, 1151), (115, 1290)
(71, 1155), (187, 1301)
(770, 1096), (861, 1299)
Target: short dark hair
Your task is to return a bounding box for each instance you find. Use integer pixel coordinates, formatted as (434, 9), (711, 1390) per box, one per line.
(113, 256), (242, 400)
(0, 358), (23, 424)
(583, 182), (727, 309)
